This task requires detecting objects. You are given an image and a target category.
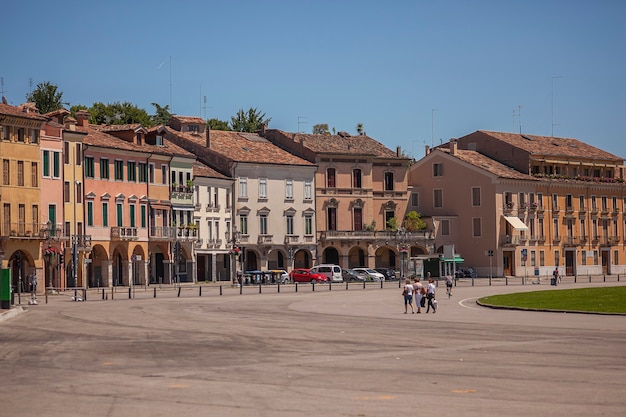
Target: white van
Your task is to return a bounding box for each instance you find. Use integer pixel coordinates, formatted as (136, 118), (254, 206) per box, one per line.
(310, 264), (342, 282)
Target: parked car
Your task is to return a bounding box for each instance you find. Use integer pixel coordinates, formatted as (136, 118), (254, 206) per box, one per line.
(309, 264), (342, 282)
(352, 267), (386, 281)
(289, 268), (329, 284)
(375, 268), (397, 281)
(342, 268), (365, 282)
(266, 269), (290, 284)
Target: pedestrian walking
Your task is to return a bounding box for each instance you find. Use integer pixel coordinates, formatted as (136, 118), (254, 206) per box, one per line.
(402, 279), (415, 314)
(426, 278), (436, 313)
(413, 277), (423, 314)
(445, 275), (453, 297)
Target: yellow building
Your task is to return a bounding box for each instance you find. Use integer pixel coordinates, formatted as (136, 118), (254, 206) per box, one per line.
(0, 103), (47, 294)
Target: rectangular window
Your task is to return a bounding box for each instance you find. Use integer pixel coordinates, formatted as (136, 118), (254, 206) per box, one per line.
(102, 202), (108, 227)
(148, 163), (155, 183)
(48, 204), (56, 225)
(433, 163), (443, 177)
(64, 182), (70, 203)
(129, 204), (136, 227)
(259, 214), (268, 235)
(305, 215), (313, 235)
(43, 151), (50, 177)
(76, 182), (82, 204)
(32, 205), (38, 230)
(259, 178), (267, 199)
(17, 128), (24, 142)
(213, 187), (219, 208)
(473, 217), (482, 237)
(127, 161), (136, 182)
(17, 161), (24, 186)
(472, 187), (481, 206)
(114, 160), (124, 180)
(140, 205), (146, 228)
(384, 172), (394, 191)
(240, 214), (248, 235)
(2, 125), (10, 140)
(30, 128), (39, 144)
(327, 168), (336, 188)
(565, 194), (573, 210)
(285, 179), (293, 199)
(116, 203), (123, 227)
(100, 158), (109, 179)
(530, 250), (536, 267)
(327, 207), (337, 231)
(161, 165), (167, 184)
(138, 163), (148, 183)
(64, 141), (69, 164)
(76, 143), (82, 165)
(411, 192), (419, 207)
(239, 178), (247, 198)
(286, 215), (294, 235)
(85, 157), (95, 178)
(31, 162), (38, 187)
(53, 152), (60, 178)
(353, 169), (362, 188)
(87, 202), (94, 226)
(304, 180), (312, 200)
(2, 159), (9, 185)
(441, 219), (450, 236)
(434, 189), (443, 208)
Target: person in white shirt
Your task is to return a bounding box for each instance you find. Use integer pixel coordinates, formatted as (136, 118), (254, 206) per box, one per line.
(403, 279), (415, 314)
(413, 277), (424, 313)
(426, 279), (437, 313)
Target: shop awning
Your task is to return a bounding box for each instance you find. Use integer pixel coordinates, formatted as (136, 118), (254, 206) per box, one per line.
(440, 256), (464, 263)
(503, 215), (529, 231)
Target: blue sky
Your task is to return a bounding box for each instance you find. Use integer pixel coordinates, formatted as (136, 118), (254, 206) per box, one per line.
(2, 0), (625, 159)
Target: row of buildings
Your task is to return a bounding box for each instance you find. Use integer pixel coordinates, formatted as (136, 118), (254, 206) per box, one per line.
(1, 101), (625, 293)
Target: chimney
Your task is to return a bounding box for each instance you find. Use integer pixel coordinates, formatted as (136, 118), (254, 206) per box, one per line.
(449, 138), (458, 155)
(396, 146), (401, 157)
(206, 126), (210, 149)
(64, 116), (77, 131)
(75, 110), (90, 127)
(425, 145), (430, 155)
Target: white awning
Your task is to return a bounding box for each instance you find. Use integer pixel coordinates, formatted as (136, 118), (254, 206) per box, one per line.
(503, 216), (529, 231)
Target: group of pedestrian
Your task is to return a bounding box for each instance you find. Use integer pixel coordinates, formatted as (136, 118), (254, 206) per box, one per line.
(402, 277), (437, 314)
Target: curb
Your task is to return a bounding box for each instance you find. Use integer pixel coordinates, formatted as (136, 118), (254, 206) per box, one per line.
(0, 306), (28, 322)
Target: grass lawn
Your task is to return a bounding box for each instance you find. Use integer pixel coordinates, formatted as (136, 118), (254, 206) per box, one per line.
(478, 286), (626, 314)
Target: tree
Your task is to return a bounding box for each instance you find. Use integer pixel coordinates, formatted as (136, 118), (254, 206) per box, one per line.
(356, 123), (365, 135)
(230, 107), (271, 132)
(312, 123), (330, 135)
(88, 102), (153, 126)
(26, 81), (64, 114)
(151, 103), (172, 126)
(404, 211), (427, 231)
(207, 118), (231, 131)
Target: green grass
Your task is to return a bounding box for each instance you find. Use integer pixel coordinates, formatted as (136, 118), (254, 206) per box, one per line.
(478, 286), (626, 314)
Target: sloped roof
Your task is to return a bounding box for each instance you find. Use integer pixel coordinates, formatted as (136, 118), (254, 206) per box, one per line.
(269, 129), (398, 158)
(467, 130), (622, 161)
(91, 123), (146, 133)
(78, 125), (194, 158)
(174, 128), (314, 166)
(438, 148), (536, 181)
(193, 161), (228, 179)
(170, 115), (205, 124)
(0, 103), (47, 121)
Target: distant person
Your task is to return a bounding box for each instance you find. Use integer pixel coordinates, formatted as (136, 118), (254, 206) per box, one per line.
(403, 279), (415, 314)
(413, 277), (423, 313)
(553, 268), (559, 285)
(426, 279), (437, 313)
(445, 275), (453, 296)
(29, 272), (37, 304)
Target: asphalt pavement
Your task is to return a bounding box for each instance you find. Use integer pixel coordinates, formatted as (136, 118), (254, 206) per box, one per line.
(1, 278), (625, 417)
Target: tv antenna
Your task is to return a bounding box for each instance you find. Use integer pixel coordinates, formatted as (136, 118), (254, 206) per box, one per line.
(431, 108), (438, 147)
(298, 116), (308, 133)
(551, 76), (562, 136)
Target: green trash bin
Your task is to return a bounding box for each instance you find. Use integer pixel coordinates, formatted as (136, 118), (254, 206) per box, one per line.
(1, 269), (11, 309)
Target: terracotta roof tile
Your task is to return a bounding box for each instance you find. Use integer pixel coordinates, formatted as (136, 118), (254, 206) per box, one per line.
(170, 115), (205, 125)
(0, 103), (47, 121)
(267, 129), (398, 158)
(468, 130), (623, 161)
(193, 161), (228, 179)
(439, 148), (536, 180)
(172, 128), (314, 166)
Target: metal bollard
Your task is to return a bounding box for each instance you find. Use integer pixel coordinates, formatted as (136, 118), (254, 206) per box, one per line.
(220, 285), (223, 296)
(380, 280), (383, 289)
(312, 282), (315, 292)
(295, 282), (298, 293)
(277, 282), (280, 293)
(259, 283), (262, 294)
(329, 282), (331, 291)
(83, 289), (87, 301)
(154, 287), (157, 298)
(177, 287), (181, 297)
(346, 282), (349, 291)
(199, 286), (202, 296)
(102, 288), (105, 300)
(363, 281), (366, 290)
(129, 287), (132, 299)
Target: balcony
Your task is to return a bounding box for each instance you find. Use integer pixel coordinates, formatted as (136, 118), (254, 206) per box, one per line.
(321, 230), (434, 241)
(563, 236), (579, 246)
(502, 202), (515, 215)
(194, 238), (203, 248)
(111, 227), (138, 240)
(0, 222), (62, 240)
(258, 235), (273, 245)
(284, 235), (300, 245)
(500, 235), (524, 246)
(170, 185), (193, 201)
(565, 205), (575, 215)
(72, 234), (92, 251)
(599, 236), (620, 246)
(149, 226), (176, 240)
(176, 227), (198, 240)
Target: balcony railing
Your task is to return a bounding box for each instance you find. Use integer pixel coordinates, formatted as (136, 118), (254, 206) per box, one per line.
(599, 236), (621, 245)
(149, 226), (177, 240)
(500, 235), (524, 246)
(258, 235), (273, 245)
(0, 222), (64, 239)
(73, 234), (92, 250)
(177, 227), (198, 239)
(111, 227), (138, 240)
(321, 230), (435, 241)
(563, 236), (579, 246)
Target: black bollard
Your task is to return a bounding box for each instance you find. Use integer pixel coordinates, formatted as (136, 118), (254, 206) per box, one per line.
(177, 287), (181, 297)
(129, 287), (132, 299)
(154, 287), (157, 298)
(199, 286), (202, 296)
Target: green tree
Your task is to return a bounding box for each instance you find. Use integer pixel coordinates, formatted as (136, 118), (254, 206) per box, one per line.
(89, 102), (153, 126)
(26, 81), (64, 114)
(151, 103), (172, 126)
(207, 118), (232, 131)
(312, 123), (329, 135)
(404, 211), (427, 231)
(230, 107), (271, 132)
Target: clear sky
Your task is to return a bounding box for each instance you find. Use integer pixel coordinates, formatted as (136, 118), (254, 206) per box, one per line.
(2, 0), (625, 159)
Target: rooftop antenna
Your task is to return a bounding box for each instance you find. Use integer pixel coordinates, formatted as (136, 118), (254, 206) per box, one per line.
(29, 77), (33, 95)
(203, 95), (207, 120)
(431, 108), (438, 147)
(518, 105), (522, 133)
(551, 76), (562, 137)
(298, 116), (308, 133)
(158, 56), (172, 112)
(1, 77), (6, 98)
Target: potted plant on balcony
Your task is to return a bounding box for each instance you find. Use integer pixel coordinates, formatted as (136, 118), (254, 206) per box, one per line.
(188, 222), (198, 236)
(186, 179), (194, 192)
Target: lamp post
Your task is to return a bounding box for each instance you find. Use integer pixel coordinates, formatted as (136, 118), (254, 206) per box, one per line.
(395, 227), (409, 279)
(229, 226), (241, 286)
